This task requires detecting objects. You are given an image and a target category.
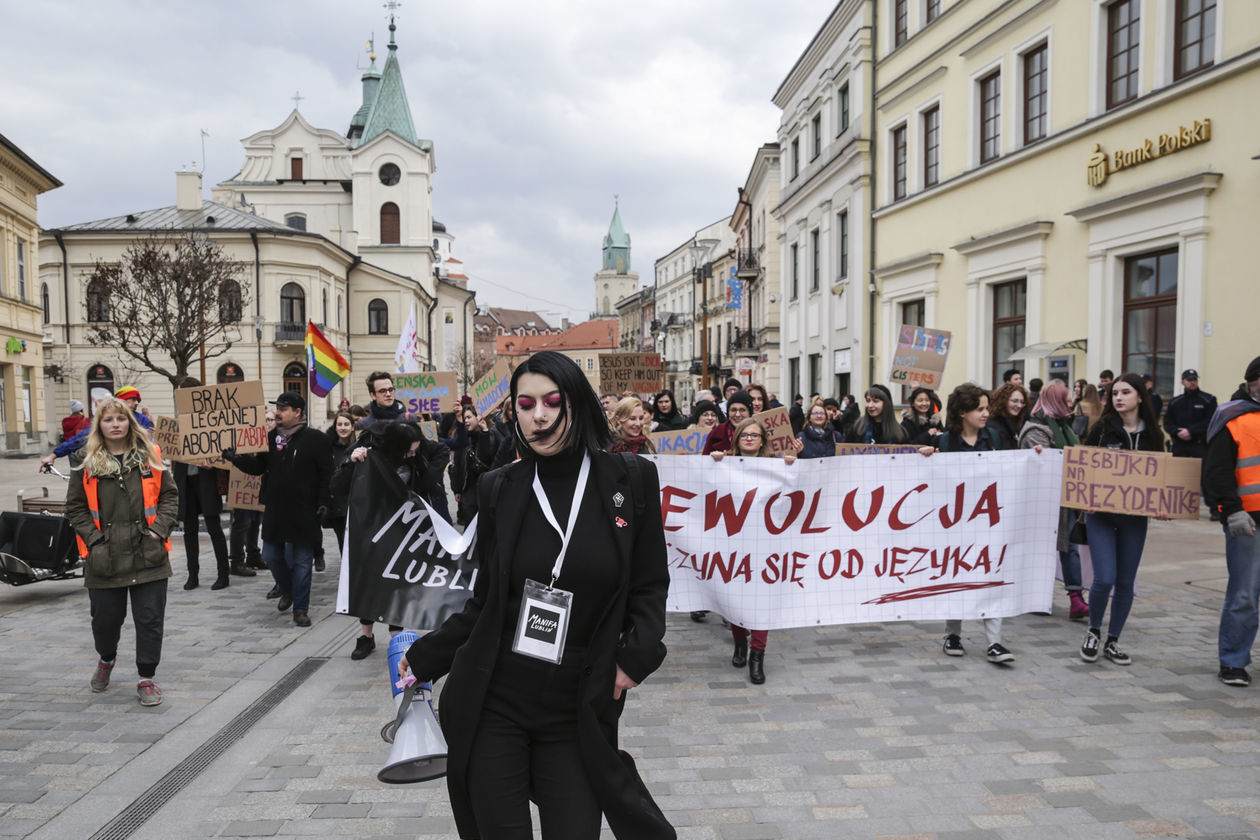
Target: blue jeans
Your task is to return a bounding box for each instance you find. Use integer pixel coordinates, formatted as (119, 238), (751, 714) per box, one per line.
(1085, 512), (1148, 639)
(263, 540), (314, 615)
(1061, 544), (1083, 593)
(1219, 524), (1260, 669)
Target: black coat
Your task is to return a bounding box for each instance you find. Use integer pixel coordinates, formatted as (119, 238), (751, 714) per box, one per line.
(231, 425), (332, 547)
(1163, 388), (1217, 453)
(1084, 414), (1166, 452)
(405, 451), (674, 839)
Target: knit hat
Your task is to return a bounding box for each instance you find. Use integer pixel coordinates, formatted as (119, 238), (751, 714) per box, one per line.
(114, 386), (141, 402)
(1245, 356), (1260, 383)
(69, 399), (84, 413)
(723, 377), (743, 393)
(689, 400), (723, 425)
(460, 394), (473, 406)
(821, 397), (840, 410)
(726, 390), (754, 413)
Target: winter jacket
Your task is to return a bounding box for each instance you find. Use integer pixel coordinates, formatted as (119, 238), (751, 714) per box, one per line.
(1163, 388), (1218, 454)
(702, 420), (736, 454)
(1018, 411), (1079, 451)
(900, 412), (944, 446)
(229, 425), (332, 547)
(1083, 415), (1166, 453)
(651, 412), (689, 433)
(796, 424), (840, 458)
(1203, 395), (1260, 521)
(66, 459), (178, 589)
(985, 416), (1023, 451)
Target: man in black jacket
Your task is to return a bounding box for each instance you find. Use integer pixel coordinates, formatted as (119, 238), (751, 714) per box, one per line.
(223, 392), (331, 627)
(357, 370), (453, 520)
(1164, 369), (1217, 459)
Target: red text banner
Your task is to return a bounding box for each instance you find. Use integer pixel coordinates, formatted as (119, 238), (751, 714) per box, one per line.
(650, 449), (1062, 629)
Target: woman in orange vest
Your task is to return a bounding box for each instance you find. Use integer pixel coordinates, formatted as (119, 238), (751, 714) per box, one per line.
(66, 397), (178, 707)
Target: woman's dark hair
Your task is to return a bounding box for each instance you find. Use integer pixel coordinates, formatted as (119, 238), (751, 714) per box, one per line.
(746, 383), (769, 410)
(333, 410), (356, 442)
(378, 421), (422, 465)
(510, 351), (610, 456)
(853, 385), (907, 442)
(1098, 372), (1160, 431)
(945, 383), (990, 432)
(652, 389), (681, 422)
(906, 387), (940, 421)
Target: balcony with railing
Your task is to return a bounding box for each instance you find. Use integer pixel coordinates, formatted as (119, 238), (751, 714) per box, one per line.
(728, 328), (757, 351)
(274, 322), (306, 343)
(735, 248), (760, 280)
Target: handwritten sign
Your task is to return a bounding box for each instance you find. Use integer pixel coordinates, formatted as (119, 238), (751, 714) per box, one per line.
(226, 467), (264, 512)
(648, 425), (709, 455)
(418, 420), (439, 441)
(598, 353), (663, 395)
(751, 407), (795, 456)
(394, 371), (458, 415)
(1060, 446), (1201, 519)
(174, 381), (268, 461)
(154, 416), (182, 460)
(890, 325), (951, 389)
(471, 361), (511, 417)
(835, 443), (923, 455)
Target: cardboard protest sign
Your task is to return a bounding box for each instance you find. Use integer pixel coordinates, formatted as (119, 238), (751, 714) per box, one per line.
(226, 467), (264, 512)
(750, 407), (795, 456)
(174, 381), (268, 461)
(154, 417), (182, 460)
(835, 443), (923, 455)
(418, 419), (439, 441)
(649, 425), (710, 455)
(471, 361), (512, 417)
(394, 371), (458, 415)
(598, 353), (664, 395)
(1060, 446), (1201, 519)
(890, 325), (951, 389)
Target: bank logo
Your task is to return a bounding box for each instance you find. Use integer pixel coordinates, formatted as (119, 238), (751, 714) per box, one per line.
(1087, 144), (1109, 187)
(1086, 119), (1211, 188)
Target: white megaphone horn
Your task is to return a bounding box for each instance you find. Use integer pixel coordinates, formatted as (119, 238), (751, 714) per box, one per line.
(379, 632), (448, 784)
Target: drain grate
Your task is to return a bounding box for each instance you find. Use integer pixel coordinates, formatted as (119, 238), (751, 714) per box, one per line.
(89, 656), (329, 840)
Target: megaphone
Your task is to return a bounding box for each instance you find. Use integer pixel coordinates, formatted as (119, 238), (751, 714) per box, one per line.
(378, 631), (448, 784)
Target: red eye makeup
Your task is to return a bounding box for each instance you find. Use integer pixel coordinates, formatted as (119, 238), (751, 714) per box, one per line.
(542, 393), (563, 409)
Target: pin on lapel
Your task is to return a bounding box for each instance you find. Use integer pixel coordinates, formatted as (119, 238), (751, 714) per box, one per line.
(613, 492), (625, 508)
(615, 516), (628, 528)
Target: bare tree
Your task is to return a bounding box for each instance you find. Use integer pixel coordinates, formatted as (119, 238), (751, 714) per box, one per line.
(449, 343), (496, 394)
(84, 233), (250, 386)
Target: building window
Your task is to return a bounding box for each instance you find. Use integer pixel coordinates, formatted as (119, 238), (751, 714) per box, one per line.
(322, 289), (328, 326)
(290, 157), (303, 180)
(838, 84), (850, 134)
(218, 279), (242, 322)
(586, 357), (594, 371)
(1123, 248), (1178, 394)
(217, 363), (245, 383)
(285, 214), (306, 231)
(1023, 43), (1048, 145)
(979, 70), (1002, 164)
(892, 124), (908, 200)
(16, 241), (26, 300)
(992, 279), (1027, 388)
(280, 282), (305, 326)
(86, 278), (109, 322)
(283, 361), (307, 403)
(337, 294), (342, 329)
(790, 138), (800, 179)
(1106, 0), (1141, 109)
(926, 0), (941, 23)
(838, 211), (849, 280)
(810, 230), (821, 292)
(41, 282), (49, 324)
(789, 356), (800, 396)
(1175, 0), (1215, 79)
(901, 298), (926, 401)
(368, 298), (389, 334)
(790, 243), (799, 299)
(380, 202), (400, 244)
(894, 0), (909, 47)
(811, 114), (822, 160)
(809, 353), (821, 396)
(922, 106), (940, 187)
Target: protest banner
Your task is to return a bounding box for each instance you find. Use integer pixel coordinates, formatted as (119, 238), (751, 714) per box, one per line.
(1060, 446), (1201, 519)
(174, 381), (268, 461)
(336, 450), (478, 629)
(750, 407), (795, 456)
(835, 443), (923, 455)
(890, 325), (951, 389)
(154, 416), (182, 460)
(418, 419), (439, 441)
(598, 353), (664, 395)
(394, 371), (458, 415)
(225, 467), (264, 512)
(652, 449), (1062, 629)
(471, 360), (512, 417)
(649, 425), (710, 455)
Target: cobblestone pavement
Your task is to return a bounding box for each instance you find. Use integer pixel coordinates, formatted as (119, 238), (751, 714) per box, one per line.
(0, 455), (1257, 839)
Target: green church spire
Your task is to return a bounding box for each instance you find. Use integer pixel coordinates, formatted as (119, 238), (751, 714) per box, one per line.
(602, 199), (631, 273)
(355, 16), (420, 148)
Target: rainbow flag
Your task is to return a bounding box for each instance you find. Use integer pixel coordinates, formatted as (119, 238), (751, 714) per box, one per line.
(305, 320), (350, 398)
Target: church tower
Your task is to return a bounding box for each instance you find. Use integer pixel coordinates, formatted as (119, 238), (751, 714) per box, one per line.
(593, 200), (639, 317)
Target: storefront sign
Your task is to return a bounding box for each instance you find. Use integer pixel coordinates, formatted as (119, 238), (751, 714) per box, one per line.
(1087, 118), (1211, 187)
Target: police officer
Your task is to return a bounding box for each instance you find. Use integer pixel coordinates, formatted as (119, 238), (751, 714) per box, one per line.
(1163, 369), (1217, 459)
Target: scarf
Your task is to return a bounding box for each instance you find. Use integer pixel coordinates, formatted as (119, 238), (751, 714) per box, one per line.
(1030, 410), (1078, 449)
(274, 419), (307, 451)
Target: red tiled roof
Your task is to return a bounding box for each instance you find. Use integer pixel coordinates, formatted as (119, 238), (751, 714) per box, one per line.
(496, 319), (618, 354)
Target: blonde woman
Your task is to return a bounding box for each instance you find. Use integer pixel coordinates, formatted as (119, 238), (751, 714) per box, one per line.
(608, 397), (657, 455)
(66, 398), (178, 706)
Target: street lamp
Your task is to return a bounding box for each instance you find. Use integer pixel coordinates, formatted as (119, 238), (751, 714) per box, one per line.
(690, 238), (719, 390)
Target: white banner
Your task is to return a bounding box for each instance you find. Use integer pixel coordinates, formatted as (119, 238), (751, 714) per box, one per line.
(650, 450), (1063, 630)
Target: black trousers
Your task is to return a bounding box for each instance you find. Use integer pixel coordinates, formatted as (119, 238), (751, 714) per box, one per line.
(183, 472), (228, 578)
(465, 653), (601, 839)
(89, 578), (167, 678)
(228, 509), (262, 564)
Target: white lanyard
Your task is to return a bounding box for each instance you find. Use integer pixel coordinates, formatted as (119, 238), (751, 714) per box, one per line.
(531, 452), (590, 587)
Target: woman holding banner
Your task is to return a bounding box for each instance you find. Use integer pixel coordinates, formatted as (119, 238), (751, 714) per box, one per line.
(712, 416), (799, 683)
(1079, 373), (1167, 666)
(689, 399), (723, 431)
(845, 385), (908, 445)
(900, 387), (944, 445)
(608, 397), (657, 455)
(396, 350), (675, 840)
(796, 402), (841, 458)
(986, 382), (1030, 451)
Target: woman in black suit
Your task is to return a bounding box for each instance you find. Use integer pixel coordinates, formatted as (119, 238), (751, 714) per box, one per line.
(397, 351), (674, 840)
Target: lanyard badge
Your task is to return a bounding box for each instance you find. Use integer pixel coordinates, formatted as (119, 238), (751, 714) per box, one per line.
(512, 453), (590, 665)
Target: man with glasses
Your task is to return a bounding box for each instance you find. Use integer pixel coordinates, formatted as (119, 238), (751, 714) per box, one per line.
(702, 390), (754, 454)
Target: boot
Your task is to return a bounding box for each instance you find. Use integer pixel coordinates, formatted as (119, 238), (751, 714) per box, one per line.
(1068, 592), (1089, 621)
(748, 651), (765, 685)
(211, 575), (229, 591)
(230, 562), (257, 577)
(247, 554), (268, 571)
(731, 637), (748, 668)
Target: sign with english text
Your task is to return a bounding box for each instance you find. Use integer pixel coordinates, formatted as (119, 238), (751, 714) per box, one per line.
(890, 325), (951, 390)
(226, 467), (264, 512)
(651, 450), (1062, 629)
(173, 381), (268, 462)
(598, 353), (664, 395)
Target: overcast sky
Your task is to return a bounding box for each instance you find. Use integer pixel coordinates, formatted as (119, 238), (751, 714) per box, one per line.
(2, 0), (824, 327)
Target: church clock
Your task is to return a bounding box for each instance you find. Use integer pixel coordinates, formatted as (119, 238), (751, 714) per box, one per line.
(378, 163), (401, 186)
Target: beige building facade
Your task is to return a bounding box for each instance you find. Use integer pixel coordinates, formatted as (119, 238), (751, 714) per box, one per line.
(730, 143), (784, 400)
(0, 134), (59, 452)
(871, 0), (1258, 401)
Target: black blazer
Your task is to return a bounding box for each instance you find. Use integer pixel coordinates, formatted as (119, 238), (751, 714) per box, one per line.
(406, 450), (674, 839)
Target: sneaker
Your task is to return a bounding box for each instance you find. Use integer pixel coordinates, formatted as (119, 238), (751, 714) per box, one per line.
(277, 593), (293, 612)
(1219, 666), (1251, 687)
(986, 643), (1015, 664)
(1103, 640), (1132, 665)
(1068, 592), (1089, 621)
(90, 659), (114, 692)
(1080, 630), (1100, 662)
(351, 635), (376, 660)
(293, 612), (311, 627)
(942, 634), (965, 656)
(137, 680), (163, 706)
